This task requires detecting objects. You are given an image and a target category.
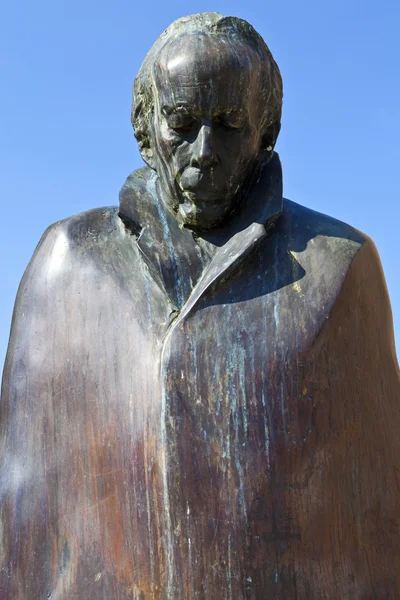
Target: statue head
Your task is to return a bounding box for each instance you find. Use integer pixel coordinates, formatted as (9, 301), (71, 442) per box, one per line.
(132, 13), (283, 230)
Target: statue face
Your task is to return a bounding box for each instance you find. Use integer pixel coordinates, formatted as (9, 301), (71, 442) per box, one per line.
(150, 34), (263, 230)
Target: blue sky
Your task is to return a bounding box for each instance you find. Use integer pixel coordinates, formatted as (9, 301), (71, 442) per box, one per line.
(1, 0), (399, 370)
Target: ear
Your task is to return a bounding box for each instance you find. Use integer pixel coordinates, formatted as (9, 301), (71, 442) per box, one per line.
(258, 121), (281, 163)
(134, 126), (157, 170)
(261, 121), (281, 153)
(138, 139), (156, 170)
(132, 100), (157, 169)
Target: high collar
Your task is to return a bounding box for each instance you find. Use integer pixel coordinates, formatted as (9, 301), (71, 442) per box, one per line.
(119, 153), (283, 315)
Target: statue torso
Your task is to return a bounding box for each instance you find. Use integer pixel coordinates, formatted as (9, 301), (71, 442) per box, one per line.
(2, 163), (378, 599)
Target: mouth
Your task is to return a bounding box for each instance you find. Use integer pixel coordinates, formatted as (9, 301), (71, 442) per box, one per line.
(179, 167), (204, 190)
(177, 167), (223, 203)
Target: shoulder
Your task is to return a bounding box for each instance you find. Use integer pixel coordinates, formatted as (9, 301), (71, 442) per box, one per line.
(282, 198), (366, 246)
(35, 168), (154, 254)
(19, 168), (155, 295)
(35, 166), (154, 253)
(281, 199), (390, 319)
(19, 205), (138, 301)
(37, 205), (122, 252)
(280, 198), (370, 274)
(277, 199), (385, 324)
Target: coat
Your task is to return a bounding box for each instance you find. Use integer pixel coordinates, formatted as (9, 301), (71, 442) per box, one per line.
(1, 154), (399, 599)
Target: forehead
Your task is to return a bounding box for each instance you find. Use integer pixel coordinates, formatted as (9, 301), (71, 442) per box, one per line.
(153, 33), (261, 112)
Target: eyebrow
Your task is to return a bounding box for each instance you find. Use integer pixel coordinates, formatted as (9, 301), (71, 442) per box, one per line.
(162, 104), (191, 113)
(161, 105), (244, 120)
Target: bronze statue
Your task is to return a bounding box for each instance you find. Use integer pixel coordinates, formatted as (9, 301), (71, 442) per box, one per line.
(1, 12), (399, 599)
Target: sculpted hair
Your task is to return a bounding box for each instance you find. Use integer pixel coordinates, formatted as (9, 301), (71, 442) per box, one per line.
(132, 13), (283, 165)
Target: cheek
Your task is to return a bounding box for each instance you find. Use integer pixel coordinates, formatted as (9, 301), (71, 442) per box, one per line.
(237, 126), (261, 165)
(172, 143), (191, 169)
(156, 122), (175, 157)
(218, 129), (259, 167)
(155, 121), (191, 175)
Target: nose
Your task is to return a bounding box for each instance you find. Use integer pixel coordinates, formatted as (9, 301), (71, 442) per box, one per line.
(191, 124), (218, 168)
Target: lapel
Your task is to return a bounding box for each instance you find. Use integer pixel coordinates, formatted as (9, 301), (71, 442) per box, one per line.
(119, 168), (207, 310)
(119, 153), (283, 321)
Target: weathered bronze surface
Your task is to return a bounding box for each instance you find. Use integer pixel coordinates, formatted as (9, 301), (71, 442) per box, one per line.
(1, 12), (400, 599)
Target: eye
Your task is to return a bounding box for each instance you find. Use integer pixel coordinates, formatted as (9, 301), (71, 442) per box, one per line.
(167, 114), (198, 133)
(161, 106), (198, 134)
(214, 113), (243, 131)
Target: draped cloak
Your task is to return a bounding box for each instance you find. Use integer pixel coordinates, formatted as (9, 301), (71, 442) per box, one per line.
(1, 155), (400, 599)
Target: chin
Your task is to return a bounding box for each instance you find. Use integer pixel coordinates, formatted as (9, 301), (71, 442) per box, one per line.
(177, 196), (234, 231)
